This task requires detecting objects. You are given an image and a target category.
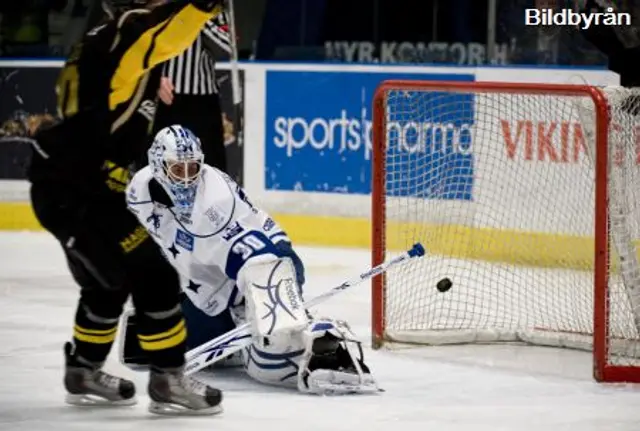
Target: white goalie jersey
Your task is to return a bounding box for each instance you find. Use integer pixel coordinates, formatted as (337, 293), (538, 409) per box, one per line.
(125, 165), (291, 317)
(122, 125), (377, 395)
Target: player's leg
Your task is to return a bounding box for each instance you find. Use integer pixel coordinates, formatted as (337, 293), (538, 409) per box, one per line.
(121, 292), (243, 369)
(63, 251), (136, 405)
(114, 211), (223, 415)
(31, 184), (222, 414)
(30, 184), (137, 405)
(120, 273), (237, 366)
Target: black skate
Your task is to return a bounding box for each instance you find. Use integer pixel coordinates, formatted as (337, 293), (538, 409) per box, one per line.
(148, 367), (223, 416)
(64, 342), (137, 406)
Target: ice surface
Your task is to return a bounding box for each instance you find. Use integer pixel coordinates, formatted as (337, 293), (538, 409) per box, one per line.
(1, 232), (640, 431)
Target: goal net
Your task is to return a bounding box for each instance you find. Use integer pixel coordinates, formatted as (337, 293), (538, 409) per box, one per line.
(371, 81), (640, 382)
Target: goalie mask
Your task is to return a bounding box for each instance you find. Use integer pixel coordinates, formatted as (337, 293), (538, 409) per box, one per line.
(148, 125), (204, 215)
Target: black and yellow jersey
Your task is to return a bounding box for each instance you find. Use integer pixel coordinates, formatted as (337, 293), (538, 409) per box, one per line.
(29, 0), (223, 189)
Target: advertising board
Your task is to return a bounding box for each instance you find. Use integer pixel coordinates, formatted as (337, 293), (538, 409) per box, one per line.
(264, 70), (475, 199)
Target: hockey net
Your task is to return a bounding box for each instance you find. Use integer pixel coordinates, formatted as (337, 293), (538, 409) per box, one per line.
(371, 81), (640, 382)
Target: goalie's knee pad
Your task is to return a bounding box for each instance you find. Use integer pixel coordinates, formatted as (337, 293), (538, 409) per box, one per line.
(238, 256), (307, 337)
(243, 318), (378, 395)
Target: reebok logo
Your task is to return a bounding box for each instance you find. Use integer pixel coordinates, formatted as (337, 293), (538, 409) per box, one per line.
(283, 278), (300, 311)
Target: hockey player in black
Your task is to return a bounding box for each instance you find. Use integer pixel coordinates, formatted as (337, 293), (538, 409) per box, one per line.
(28, 0), (225, 416)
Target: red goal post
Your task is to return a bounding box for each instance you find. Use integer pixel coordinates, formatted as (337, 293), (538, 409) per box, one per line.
(371, 80), (640, 383)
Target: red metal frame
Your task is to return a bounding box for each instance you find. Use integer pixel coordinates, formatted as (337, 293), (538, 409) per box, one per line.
(371, 80), (640, 383)
(371, 85), (387, 349)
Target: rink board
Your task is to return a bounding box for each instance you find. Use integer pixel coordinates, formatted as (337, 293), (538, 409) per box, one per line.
(0, 61), (624, 270)
(0, 201), (601, 270)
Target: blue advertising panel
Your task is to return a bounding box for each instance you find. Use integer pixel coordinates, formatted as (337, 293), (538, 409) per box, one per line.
(265, 70), (476, 200)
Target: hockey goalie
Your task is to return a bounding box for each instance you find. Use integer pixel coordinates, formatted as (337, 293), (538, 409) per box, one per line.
(123, 125), (377, 394)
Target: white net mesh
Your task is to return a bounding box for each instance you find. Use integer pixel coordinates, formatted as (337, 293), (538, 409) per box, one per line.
(376, 83), (640, 375)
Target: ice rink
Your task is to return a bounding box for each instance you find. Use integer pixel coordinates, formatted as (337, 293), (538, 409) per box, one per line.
(2, 231), (640, 431)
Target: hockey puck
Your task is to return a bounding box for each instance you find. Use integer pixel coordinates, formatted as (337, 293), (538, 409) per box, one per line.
(436, 278), (453, 292)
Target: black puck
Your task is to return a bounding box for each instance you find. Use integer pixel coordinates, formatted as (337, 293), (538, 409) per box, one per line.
(436, 277), (453, 292)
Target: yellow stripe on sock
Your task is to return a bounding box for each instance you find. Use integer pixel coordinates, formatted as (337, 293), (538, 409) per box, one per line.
(73, 325), (118, 335)
(137, 319), (185, 341)
(137, 320), (187, 351)
(73, 325), (117, 344)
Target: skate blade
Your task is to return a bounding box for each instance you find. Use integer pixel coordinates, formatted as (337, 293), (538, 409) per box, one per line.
(66, 393), (138, 407)
(148, 401), (223, 416)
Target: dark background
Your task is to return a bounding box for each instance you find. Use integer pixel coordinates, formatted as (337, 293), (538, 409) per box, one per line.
(1, 0), (636, 183)
(0, 67), (245, 185)
(0, 0), (626, 65)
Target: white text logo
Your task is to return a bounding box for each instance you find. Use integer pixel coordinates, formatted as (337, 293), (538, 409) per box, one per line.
(272, 110), (473, 159)
(525, 7), (631, 29)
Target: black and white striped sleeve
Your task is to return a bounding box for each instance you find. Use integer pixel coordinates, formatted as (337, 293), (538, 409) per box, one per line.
(201, 12), (233, 54)
(162, 35), (218, 95)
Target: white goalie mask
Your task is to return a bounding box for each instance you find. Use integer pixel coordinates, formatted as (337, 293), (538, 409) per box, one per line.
(148, 125), (204, 214)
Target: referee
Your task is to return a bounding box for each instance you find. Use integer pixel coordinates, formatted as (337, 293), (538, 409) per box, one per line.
(154, 11), (232, 171)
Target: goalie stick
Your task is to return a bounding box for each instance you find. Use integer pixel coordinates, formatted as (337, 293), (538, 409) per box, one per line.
(182, 243), (425, 375)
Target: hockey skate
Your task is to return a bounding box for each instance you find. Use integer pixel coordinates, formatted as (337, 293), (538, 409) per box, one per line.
(63, 342), (137, 406)
(147, 367), (223, 415)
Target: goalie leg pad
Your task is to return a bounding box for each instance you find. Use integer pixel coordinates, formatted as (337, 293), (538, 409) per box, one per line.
(243, 318), (379, 395)
(237, 256), (307, 337)
(244, 333), (306, 388)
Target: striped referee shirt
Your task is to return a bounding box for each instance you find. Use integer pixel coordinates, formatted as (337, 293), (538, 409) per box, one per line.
(161, 13), (232, 95)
